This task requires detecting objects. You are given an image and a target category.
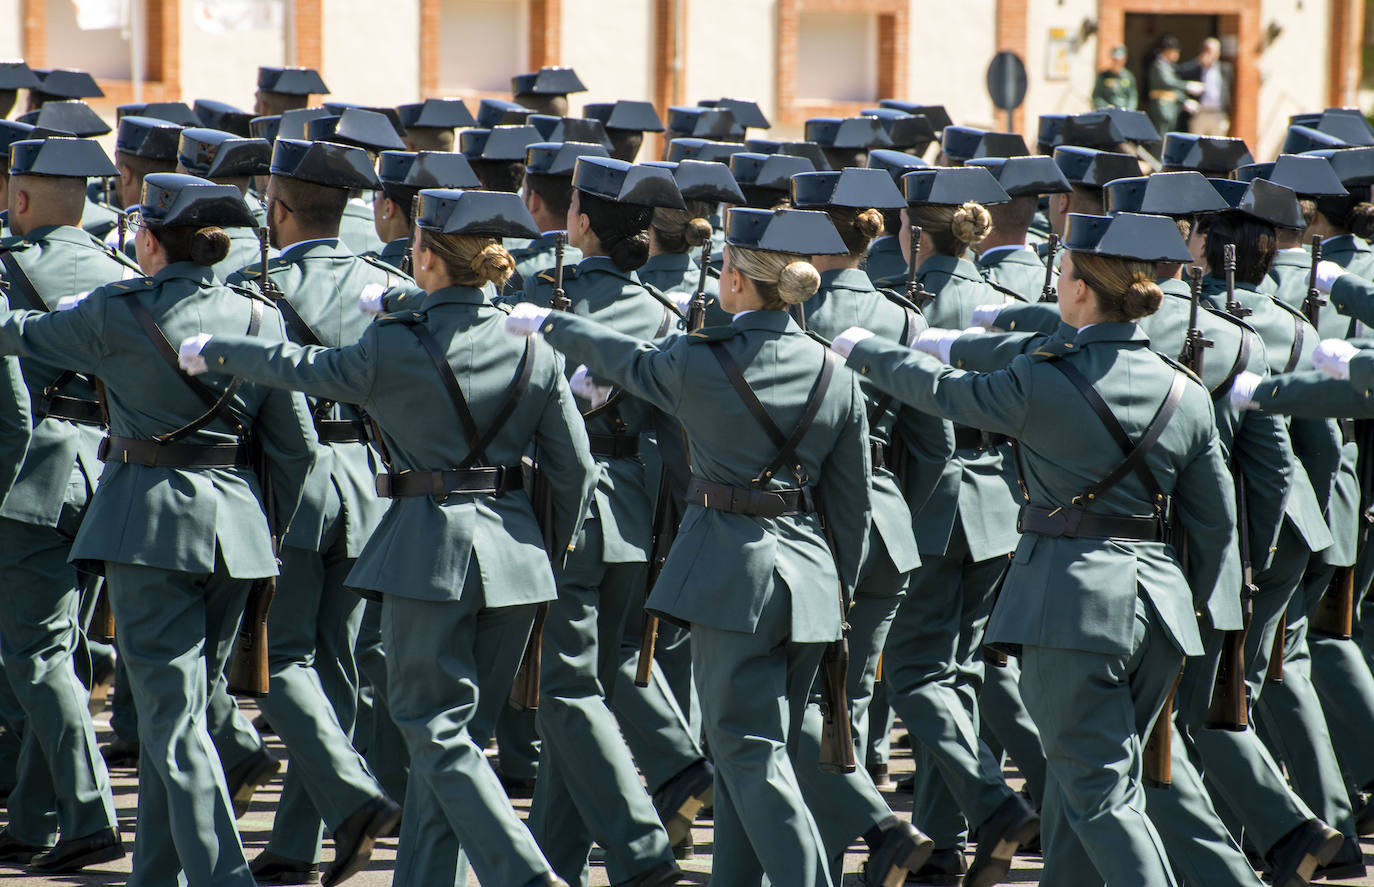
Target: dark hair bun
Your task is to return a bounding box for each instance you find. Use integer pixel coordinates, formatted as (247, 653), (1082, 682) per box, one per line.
(854, 208), (885, 240)
(1349, 202), (1374, 240)
(608, 230), (650, 271)
(1123, 274), (1164, 319)
(190, 227), (231, 266)
(685, 217), (713, 248)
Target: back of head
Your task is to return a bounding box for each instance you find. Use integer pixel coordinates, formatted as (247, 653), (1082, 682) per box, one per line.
(471, 160), (526, 194)
(1316, 186), (1374, 240)
(987, 195), (1037, 241)
(910, 201), (993, 257)
(823, 205), (886, 258)
(651, 197), (715, 255)
(579, 191), (653, 271)
(524, 172), (575, 223)
(274, 175), (348, 236)
(1071, 251), (1164, 321)
(419, 229), (515, 289)
(1198, 213), (1277, 285)
(10, 174), (86, 231)
(728, 244), (821, 309)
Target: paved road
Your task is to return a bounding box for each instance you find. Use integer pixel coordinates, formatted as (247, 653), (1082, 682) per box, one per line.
(1, 698), (1370, 885)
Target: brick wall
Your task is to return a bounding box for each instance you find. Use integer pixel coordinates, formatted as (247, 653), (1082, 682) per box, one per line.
(996, 0), (1028, 132)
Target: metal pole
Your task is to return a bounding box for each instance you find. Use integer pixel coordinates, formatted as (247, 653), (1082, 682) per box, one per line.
(129, 0), (143, 103)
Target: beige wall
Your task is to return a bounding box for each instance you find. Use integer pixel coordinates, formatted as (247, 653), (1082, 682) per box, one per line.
(178, 8), (285, 111)
(684, 0), (776, 123)
(1254, 0), (1332, 157)
(0, 0), (20, 59)
(322, 0), (421, 105)
(560, 0), (655, 116)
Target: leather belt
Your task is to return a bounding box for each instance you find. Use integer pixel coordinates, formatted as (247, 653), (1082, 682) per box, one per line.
(314, 418), (368, 444)
(36, 395), (104, 426)
(98, 436), (248, 468)
(870, 438), (888, 470)
(587, 432), (640, 459)
(1149, 89), (1179, 101)
(953, 425), (1004, 451)
(686, 477), (815, 518)
(376, 465), (524, 498)
(1018, 504), (1163, 542)
(1341, 418), (1356, 446)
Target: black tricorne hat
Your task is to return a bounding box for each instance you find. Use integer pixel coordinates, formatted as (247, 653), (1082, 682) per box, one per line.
(0, 60), (40, 91)
(730, 152), (816, 192)
(666, 106), (743, 141)
(137, 172), (256, 228)
(1210, 177), (1306, 229)
(416, 188), (539, 238)
(117, 101), (200, 127)
(396, 98), (476, 132)
(249, 115), (281, 143)
(966, 155), (1071, 197)
(116, 115), (184, 161)
(1305, 146), (1374, 187)
(0, 121), (39, 155)
(877, 101), (953, 132)
(860, 108), (936, 151)
(511, 67), (586, 97)
(459, 125), (541, 163)
(276, 107), (331, 141)
(1052, 146), (1140, 189)
(31, 68), (102, 99)
(475, 99), (532, 129)
(178, 128), (272, 179)
(9, 137), (116, 177)
(699, 98), (770, 130)
(724, 207), (847, 255)
(308, 108), (406, 152)
(745, 138), (831, 171)
(901, 166), (1010, 206)
(1037, 114), (1068, 152)
(866, 148), (929, 184)
(660, 158), (746, 204)
(322, 102), (405, 135)
(526, 115), (612, 150)
(666, 138), (747, 164)
(572, 156), (685, 209)
(1102, 171), (1229, 217)
(791, 168), (906, 210)
(1283, 125), (1350, 155)
(378, 151), (481, 191)
(1289, 109), (1374, 147)
(1059, 108), (1160, 150)
(269, 138), (380, 190)
(1236, 154), (1347, 198)
(805, 117), (892, 150)
(582, 100), (664, 133)
(524, 140), (610, 177)
(193, 100), (254, 137)
(1160, 132), (1254, 175)
(257, 66), (329, 96)
(1062, 212), (1193, 263)
(19, 101), (108, 137)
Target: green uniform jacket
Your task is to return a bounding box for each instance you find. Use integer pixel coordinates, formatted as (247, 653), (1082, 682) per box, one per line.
(506, 232), (583, 297)
(518, 256), (683, 564)
(1321, 234), (1374, 284)
(200, 284), (597, 604)
(862, 236), (907, 290)
(338, 199), (383, 257)
(228, 239), (420, 556)
(1145, 57), (1189, 135)
(1093, 68), (1139, 110)
(1263, 248), (1311, 315)
(0, 225), (142, 526)
(803, 268), (953, 573)
(0, 262), (315, 576)
(218, 226), (275, 283)
(1352, 352), (1374, 395)
(638, 252), (729, 327)
(80, 197), (119, 240)
(370, 237), (408, 273)
(849, 323), (1239, 656)
(540, 308), (871, 642)
(0, 295), (29, 505)
(976, 246), (1046, 303)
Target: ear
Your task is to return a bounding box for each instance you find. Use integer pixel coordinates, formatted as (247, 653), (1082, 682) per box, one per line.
(13, 188), (27, 215)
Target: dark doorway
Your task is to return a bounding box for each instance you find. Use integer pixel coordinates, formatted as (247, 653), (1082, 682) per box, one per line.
(1126, 13), (1236, 137)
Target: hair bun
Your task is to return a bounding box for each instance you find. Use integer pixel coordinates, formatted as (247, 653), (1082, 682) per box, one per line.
(685, 217), (713, 248)
(777, 260), (821, 305)
(190, 226), (231, 266)
(468, 241), (515, 288)
(951, 201), (993, 246)
(854, 207), (885, 240)
(1123, 273), (1164, 317)
(1349, 202), (1374, 240)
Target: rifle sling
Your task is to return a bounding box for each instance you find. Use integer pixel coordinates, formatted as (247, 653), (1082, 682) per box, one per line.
(581, 303), (675, 427)
(1212, 330), (1251, 402)
(0, 250), (50, 312)
(1283, 317), (1305, 375)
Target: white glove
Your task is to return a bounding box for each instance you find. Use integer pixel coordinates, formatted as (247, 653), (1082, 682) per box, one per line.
(1184, 81), (1205, 97)
(358, 283), (387, 317)
(830, 326), (875, 358)
(667, 290), (694, 316)
(504, 302), (551, 337)
(914, 327), (967, 363)
(1314, 260), (1347, 295)
(970, 304), (1003, 329)
(55, 291), (90, 311)
(1229, 371), (1262, 410)
(570, 364), (613, 408)
(178, 333), (213, 376)
(1312, 338), (1359, 379)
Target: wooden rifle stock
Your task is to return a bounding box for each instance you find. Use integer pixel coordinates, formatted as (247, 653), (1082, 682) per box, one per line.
(89, 583), (115, 642)
(1040, 234), (1059, 303)
(1206, 464), (1253, 731)
(1310, 565), (1355, 639)
(818, 637), (856, 774)
(905, 225), (934, 308)
(1266, 622), (1285, 684)
(1144, 668), (1184, 787)
(509, 603), (547, 710)
(228, 434), (278, 698)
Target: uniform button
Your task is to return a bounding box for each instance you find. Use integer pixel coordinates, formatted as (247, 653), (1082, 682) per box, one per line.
(1065, 343), (1074, 348)
(860, 366), (869, 375)
(543, 323), (554, 333)
(217, 356), (226, 365)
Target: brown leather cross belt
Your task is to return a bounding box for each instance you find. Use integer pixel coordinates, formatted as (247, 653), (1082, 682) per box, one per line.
(37, 395), (104, 426)
(686, 477), (815, 518)
(1018, 504), (1163, 542)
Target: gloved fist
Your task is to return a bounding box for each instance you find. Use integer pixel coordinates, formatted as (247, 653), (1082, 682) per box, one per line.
(504, 302), (551, 337)
(358, 284), (387, 317)
(667, 291), (694, 316)
(56, 291), (91, 311)
(1312, 338), (1359, 379)
(178, 333), (213, 376)
(570, 364), (613, 408)
(1314, 260), (1346, 295)
(970, 304), (1003, 329)
(1229, 371), (1262, 410)
(830, 326), (875, 358)
(914, 327), (965, 363)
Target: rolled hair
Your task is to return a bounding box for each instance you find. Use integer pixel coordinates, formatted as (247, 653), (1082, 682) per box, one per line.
(1197, 213), (1277, 285)
(148, 224), (232, 267)
(417, 229), (516, 288)
(822, 205), (886, 257)
(909, 201), (993, 257)
(650, 198), (716, 254)
(578, 190), (653, 271)
(1071, 251), (1163, 321)
(1315, 186), (1374, 240)
(727, 244), (821, 309)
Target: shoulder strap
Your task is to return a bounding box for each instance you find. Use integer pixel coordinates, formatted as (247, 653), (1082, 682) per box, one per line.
(1048, 357), (1184, 506)
(707, 340), (836, 486)
(1212, 328), (1252, 401)
(983, 278), (1030, 303)
(122, 293), (262, 443)
(404, 320), (534, 470)
(0, 250), (49, 312)
(270, 292), (325, 347)
(1284, 314), (1305, 375)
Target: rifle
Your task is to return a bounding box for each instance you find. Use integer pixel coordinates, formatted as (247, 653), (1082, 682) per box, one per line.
(227, 230), (282, 698)
(1040, 233), (1059, 303)
(905, 224), (934, 309)
(89, 582), (115, 642)
(511, 233), (572, 710)
(636, 242), (711, 687)
(1310, 565), (1355, 639)
(1302, 234), (1325, 329)
(1179, 267), (1213, 377)
(116, 210), (128, 254)
(1143, 668), (1184, 787)
(402, 194), (420, 276)
(813, 488), (855, 775)
(1223, 243), (1250, 319)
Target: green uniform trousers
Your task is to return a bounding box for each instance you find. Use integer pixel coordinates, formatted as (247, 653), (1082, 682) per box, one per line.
(106, 556), (255, 887)
(381, 580), (552, 886)
(528, 516), (675, 885)
(691, 576), (833, 887)
(884, 527), (1014, 849)
(259, 491), (380, 864)
(353, 599), (409, 802)
(1020, 595), (1180, 887)
(0, 504), (116, 846)
(1310, 569), (1374, 792)
(979, 657), (1047, 808)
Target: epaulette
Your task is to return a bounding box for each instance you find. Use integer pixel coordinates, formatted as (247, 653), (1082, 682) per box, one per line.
(107, 277), (155, 294)
(536, 265), (580, 285)
(227, 282), (276, 306)
(984, 278), (1030, 303)
(375, 309), (425, 326)
(492, 301), (513, 315)
(1156, 351), (1205, 388)
(687, 324), (737, 343)
(1265, 295), (1313, 327)
(1028, 339), (1075, 361)
(358, 252), (415, 283)
(877, 286), (923, 314)
(1203, 304), (1261, 336)
(0, 235), (30, 251)
(235, 256), (294, 280)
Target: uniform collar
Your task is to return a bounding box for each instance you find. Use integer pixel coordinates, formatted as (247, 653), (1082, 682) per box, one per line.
(421, 284), (490, 308)
(978, 244), (1033, 264)
(578, 254), (640, 281)
(279, 238), (345, 260)
(1270, 248), (1309, 267)
(1073, 320), (1147, 346)
(152, 261), (217, 286)
(1321, 233), (1372, 254)
(918, 253), (982, 281)
(731, 308), (797, 333)
(819, 266), (877, 292)
(1156, 276), (1192, 298)
(643, 252), (694, 271)
(21, 224), (93, 246)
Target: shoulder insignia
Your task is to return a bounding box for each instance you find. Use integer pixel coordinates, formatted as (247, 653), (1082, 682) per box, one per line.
(1155, 351), (1205, 387)
(687, 324), (737, 343)
(358, 251), (415, 282)
(493, 302), (513, 315)
(1028, 339), (1074, 361)
(376, 309), (425, 326)
(108, 277), (155, 294)
(536, 265), (579, 284)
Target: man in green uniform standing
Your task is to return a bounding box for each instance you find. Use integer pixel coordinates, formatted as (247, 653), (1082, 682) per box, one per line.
(1092, 45), (1138, 110)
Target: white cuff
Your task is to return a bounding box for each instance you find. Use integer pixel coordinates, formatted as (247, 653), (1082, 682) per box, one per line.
(1313, 338), (1358, 379)
(970, 304), (1003, 329)
(830, 326), (875, 359)
(359, 284), (387, 317)
(1229, 371), (1262, 410)
(178, 333), (213, 376)
(914, 327), (964, 363)
(1314, 260), (1346, 295)
(570, 364), (614, 408)
(56, 291), (91, 311)
(504, 303), (552, 337)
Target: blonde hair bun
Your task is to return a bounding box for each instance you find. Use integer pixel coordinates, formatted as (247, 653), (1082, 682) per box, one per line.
(854, 207), (886, 240)
(777, 260), (821, 304)
(951, 201), (993, 246)
(468, 241), (516, 288)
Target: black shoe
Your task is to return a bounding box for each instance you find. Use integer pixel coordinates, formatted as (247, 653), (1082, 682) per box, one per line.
(653, 759), (714, 847)
(1312, 835), (1366, 881)
(0, 828), (48, 866)
(615, 861), (681, 887)
(523, 874), (569, 887)
(499, 770), (537, 799)
(895, 732), (911, 749)
(869, 762), (892, 787)
(100, 738), (139, 768)
(904, 848), (967, 886)
(894, 773), (914, 794)
(865, 821), (934, 887)
(1355, 792), (1374, 838)
(253, 714), (275, 735)
(251, 850), (320, 885)
(1267, 819), (1344, 887)
(965, 794), (1039, 887)
(323, 795), (401, 887)
(672, 834), (694, 860)
(226, 748), (280, 819)
(30, 828), (124, 873)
